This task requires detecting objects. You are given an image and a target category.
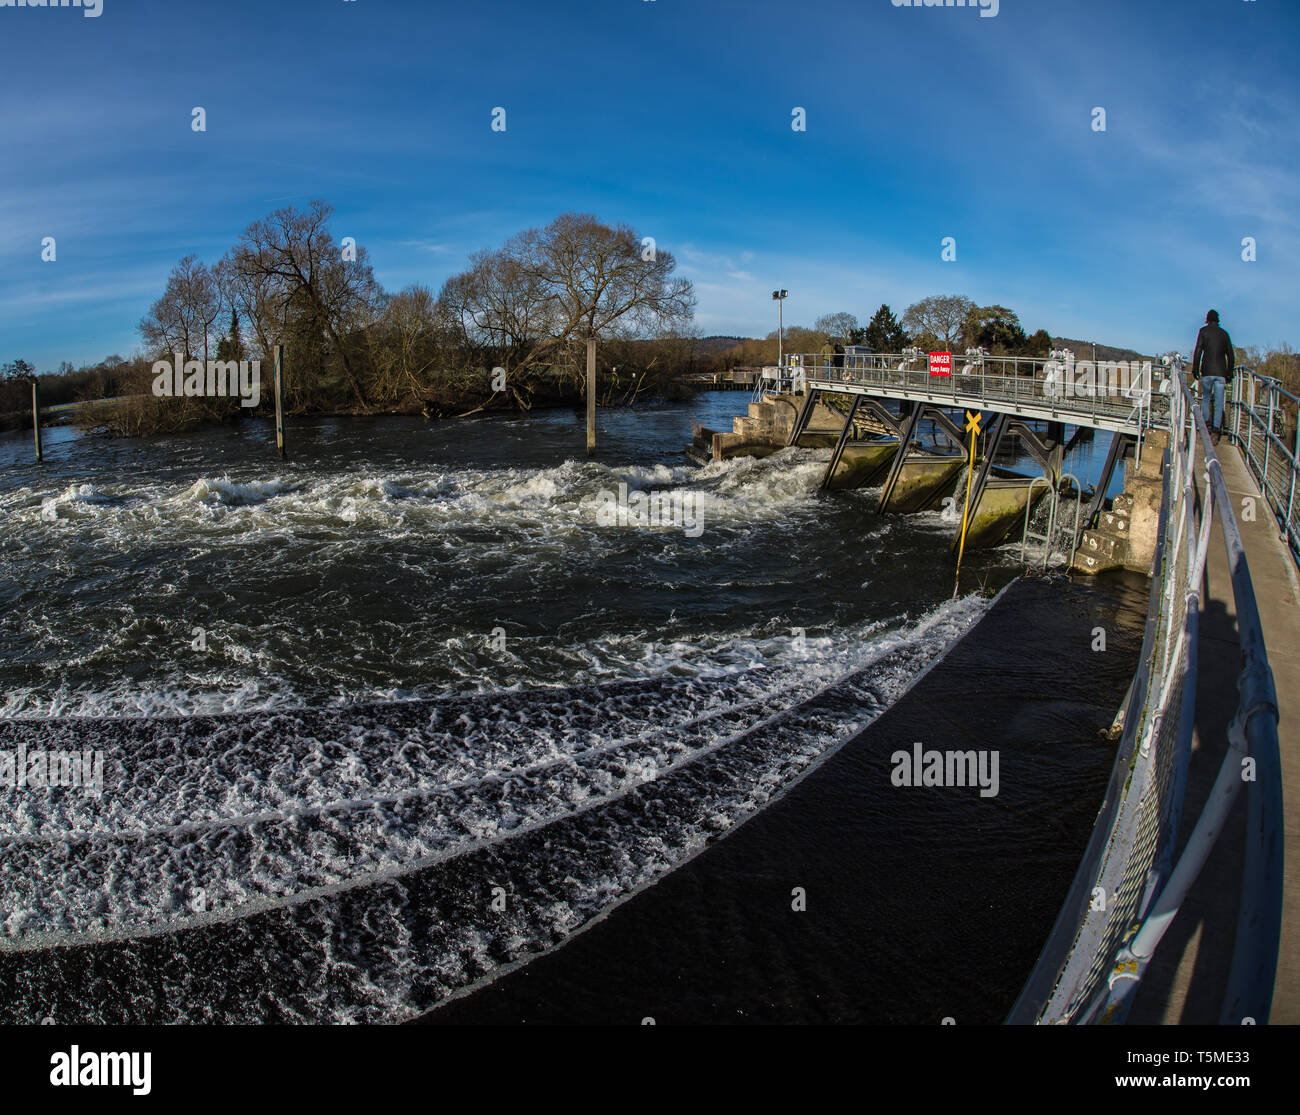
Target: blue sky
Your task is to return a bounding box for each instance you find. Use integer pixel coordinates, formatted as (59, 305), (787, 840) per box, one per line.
(3, 0), (1296, 370)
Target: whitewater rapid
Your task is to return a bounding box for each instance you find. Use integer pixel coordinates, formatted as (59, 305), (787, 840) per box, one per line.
(0, 408), (1007, 1021)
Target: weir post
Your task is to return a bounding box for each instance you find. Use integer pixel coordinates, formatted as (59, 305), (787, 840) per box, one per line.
(31, 377), (42, 462)
(948, 412), (1008, 553)
(586, 337), (597, 456)
(273, 344), (286, 459)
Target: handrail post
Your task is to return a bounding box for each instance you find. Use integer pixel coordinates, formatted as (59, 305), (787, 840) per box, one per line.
(1288, 420), (1299, 534)
(1246, 374), (1255, 461)
(1264, 384), (1274, 487)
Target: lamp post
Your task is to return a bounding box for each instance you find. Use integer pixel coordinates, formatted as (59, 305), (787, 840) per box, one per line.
(772, 289), (788, 370)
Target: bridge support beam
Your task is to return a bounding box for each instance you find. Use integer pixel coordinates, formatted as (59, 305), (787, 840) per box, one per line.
(924, 408), (968, 452)
(1008, 420), (1066, 482)
(1081, 432), (1134, 533)
(857, 399), (902, 437)
(787, 388), (820, 447)
(877, 405), (924, 513)
(819, 395), (862, 491)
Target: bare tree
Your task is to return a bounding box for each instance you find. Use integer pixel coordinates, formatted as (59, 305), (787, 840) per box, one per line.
(438, 244), (560, 377)
(367, 284), (444, 402)
(902, 295), (974, 347)
(436, 213), (695, 390)
(814, 311), (858, 341)
(216, 252), (278, 362)
(520, 213), (695, 352)
(227, 200), (381, 409)
(139, 255), (222, 362)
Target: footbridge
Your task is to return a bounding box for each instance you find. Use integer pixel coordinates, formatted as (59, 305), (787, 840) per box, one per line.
(773, 350), (1166, 559)
(793, 349), (1161, 435)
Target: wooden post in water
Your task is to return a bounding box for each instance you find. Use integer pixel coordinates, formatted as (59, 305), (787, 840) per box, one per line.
(585, 336), (597, 456)
(31, 377), (42, 462)
(272, 344), (286, 459)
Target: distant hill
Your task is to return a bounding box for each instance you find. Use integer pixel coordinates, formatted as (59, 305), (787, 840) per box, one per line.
(1051, 337), (1148, 362)
(695, 335), (746, 355)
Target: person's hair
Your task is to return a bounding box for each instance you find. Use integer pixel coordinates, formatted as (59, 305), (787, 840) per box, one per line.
(1206, 309), (1220, 323)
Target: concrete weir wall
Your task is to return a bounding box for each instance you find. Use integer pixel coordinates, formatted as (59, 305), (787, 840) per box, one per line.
(962, 477), (1047, 549)
(689, 394), (900, 488)
(882, 457), (964, 513)
(688, 393), (1021, 537)
(1073, 429), (1167, 575)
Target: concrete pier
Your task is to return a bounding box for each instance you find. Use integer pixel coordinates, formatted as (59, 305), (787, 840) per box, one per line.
(1074, 430), (1167, 575)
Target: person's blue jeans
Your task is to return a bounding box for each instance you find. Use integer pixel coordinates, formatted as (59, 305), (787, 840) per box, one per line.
(1200, 375), (1226, 429)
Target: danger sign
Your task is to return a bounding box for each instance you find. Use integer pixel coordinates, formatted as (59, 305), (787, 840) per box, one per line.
(929, 352), (952, 376)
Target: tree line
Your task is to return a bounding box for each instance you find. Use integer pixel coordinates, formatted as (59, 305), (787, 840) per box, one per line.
(9, 205), (697, 435)
(710, 295), (1054, 372)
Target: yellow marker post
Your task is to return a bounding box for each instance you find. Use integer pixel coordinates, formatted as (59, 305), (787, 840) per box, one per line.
(953, 410), (981, 596)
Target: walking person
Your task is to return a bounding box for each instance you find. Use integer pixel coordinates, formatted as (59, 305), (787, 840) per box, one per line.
(1191, 309), (1234, 445)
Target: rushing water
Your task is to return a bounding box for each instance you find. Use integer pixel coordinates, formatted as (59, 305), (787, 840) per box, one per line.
(0, 393), (1120, 1022)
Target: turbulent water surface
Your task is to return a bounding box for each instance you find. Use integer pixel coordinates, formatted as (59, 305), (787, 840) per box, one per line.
(0, 394), (1103, 1022)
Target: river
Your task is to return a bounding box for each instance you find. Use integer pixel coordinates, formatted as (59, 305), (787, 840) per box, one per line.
(0, 392), (1142, 1022)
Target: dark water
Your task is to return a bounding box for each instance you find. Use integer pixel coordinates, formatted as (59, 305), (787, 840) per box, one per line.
(0, 394), (1141, 1023)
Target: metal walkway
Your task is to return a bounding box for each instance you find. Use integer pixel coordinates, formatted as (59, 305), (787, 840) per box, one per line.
(794, 350), (1163, 434)
(1008, 368), (1289, 1024)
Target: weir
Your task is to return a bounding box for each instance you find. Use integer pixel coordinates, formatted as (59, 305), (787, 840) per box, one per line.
(688, 351), (1163, 559)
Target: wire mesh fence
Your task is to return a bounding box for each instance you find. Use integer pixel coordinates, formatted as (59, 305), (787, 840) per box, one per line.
(1008, 371), (1282, 1024)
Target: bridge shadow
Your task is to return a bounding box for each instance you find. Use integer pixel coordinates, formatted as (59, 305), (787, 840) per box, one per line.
(1128, 584), (1247, 1023)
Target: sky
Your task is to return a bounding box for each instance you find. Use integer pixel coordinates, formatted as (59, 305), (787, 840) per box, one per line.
(2, 0), (1297, 370)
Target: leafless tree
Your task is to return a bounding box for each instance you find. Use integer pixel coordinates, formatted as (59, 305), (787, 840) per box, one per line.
(226, 200), (382, 409)
(902, 295), (975, 347)
(814, 311), (858, 341)
(139, 255), (222, 362)
(438, 213), (695, 388)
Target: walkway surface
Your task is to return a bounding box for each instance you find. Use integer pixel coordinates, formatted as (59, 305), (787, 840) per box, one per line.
(1131, 441), (1300, 1023)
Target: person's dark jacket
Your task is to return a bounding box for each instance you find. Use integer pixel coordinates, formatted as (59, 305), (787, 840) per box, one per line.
(1192, 323), (1235, 381)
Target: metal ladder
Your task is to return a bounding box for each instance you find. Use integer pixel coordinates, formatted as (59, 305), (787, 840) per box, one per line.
(1021, 472), (1083, 570)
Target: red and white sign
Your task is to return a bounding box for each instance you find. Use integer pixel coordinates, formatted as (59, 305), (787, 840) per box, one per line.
(928, 352), (952, 376)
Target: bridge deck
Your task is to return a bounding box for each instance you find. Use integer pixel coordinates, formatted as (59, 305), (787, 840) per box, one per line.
(801, 366), (1159, 434)
(1130, 442), (1300, 1023)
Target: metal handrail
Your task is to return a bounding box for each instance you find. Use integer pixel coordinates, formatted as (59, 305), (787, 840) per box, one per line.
(1008, 370), (1283, 1024)
(1225, 367), (1300, 567)
(787, 351), (1167, 432)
